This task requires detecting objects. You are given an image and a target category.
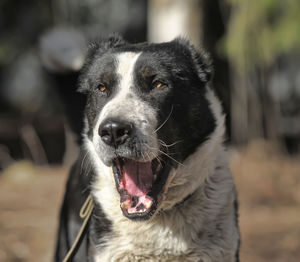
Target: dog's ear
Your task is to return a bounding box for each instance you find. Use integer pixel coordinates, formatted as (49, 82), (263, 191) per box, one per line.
(82, 34), (126, 70)
(87, 34), (127, 59)
(78, 34), (127, 94)
(173, 37), (213, 83)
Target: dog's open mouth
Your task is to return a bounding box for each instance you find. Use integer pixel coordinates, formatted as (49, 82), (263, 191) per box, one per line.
(112, 156), (169, 220)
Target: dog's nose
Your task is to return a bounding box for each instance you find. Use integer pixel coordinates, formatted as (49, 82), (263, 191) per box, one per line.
(99, 119), (132, 147)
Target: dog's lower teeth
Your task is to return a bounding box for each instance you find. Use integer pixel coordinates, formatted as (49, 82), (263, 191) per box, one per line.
(121, 201), (131, 209)
(128, 209), (137, 214)
(144, 198), (153, 209)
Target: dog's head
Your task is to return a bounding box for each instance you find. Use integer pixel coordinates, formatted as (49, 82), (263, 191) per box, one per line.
(79, 35), (222, 221)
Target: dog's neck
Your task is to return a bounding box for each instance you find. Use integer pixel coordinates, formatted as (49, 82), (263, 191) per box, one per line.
(160, 136), (225, 212)
(90, 146), (237, 261)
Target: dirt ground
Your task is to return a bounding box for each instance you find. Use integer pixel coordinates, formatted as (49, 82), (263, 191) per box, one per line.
(0, 139), (299, 262)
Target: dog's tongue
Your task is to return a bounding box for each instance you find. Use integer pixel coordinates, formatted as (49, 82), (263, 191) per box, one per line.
(122, 159), (154, 196)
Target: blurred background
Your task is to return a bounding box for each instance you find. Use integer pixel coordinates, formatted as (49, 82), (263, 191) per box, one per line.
(0, 0), (299, 261)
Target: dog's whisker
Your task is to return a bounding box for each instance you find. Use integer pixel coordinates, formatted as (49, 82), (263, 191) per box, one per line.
(80, 151), (89, 175)
(157, 149), (185, 167)
(158, 139), (183, 148)
(153, 105), (173, 134)
(141, 150), (146, 162)
(143, 143), (184, 167)
(148, 151), (163, 167)
(145, 151), (152, 162)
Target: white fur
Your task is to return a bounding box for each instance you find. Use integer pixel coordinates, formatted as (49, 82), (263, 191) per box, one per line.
(83, 85), (239, 261)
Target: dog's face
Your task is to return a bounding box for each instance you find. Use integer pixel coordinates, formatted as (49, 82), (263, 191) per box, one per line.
(79, 36), (216, 221)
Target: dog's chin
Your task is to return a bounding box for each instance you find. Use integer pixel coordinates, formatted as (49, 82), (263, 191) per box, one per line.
(111, 156), (171, 221)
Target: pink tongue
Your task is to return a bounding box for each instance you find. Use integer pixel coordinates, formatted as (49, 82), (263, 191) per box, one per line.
(122, 160), (154, 196)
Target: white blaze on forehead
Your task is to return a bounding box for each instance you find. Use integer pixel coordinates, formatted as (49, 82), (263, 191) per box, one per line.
(117, 52), (141, 95)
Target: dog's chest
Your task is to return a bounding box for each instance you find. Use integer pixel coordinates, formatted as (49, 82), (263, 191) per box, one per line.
(91, 216), (204, 262)
(93, 251), (205, 262)
(92, 238), (203, 262)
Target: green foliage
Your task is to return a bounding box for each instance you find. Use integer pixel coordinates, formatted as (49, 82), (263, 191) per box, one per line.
(221, 0), (300, 72)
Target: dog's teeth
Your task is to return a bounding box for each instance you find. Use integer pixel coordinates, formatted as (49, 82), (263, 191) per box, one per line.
(144, 198), (153, 209)
(128, 208), (135, 214)
(121, 201), (130, 209)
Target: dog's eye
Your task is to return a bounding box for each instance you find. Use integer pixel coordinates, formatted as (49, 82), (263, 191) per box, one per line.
(97, 83), (107, 93)
(152, 80), (167, 89)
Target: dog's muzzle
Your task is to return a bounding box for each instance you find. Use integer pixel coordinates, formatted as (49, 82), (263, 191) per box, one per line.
(97, 118), (170, 220)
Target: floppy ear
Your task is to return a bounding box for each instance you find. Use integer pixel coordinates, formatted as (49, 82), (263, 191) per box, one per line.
(77, 34), (127, 93)
(174, 37), (213, 83)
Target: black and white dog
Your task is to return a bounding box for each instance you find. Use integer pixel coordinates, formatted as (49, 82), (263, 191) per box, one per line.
(55, 35), (240, 262)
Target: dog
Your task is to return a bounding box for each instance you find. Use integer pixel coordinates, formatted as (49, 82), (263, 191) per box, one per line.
(55, 35), (240, 262)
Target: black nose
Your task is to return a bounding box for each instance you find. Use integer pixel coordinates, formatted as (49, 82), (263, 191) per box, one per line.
(99, 119), (132, 147)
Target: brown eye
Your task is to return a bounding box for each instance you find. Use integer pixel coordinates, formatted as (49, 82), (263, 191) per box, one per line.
(97, 83), (107, 93)
(153, 80), (167, 89)
(156, 82), (162, 88)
